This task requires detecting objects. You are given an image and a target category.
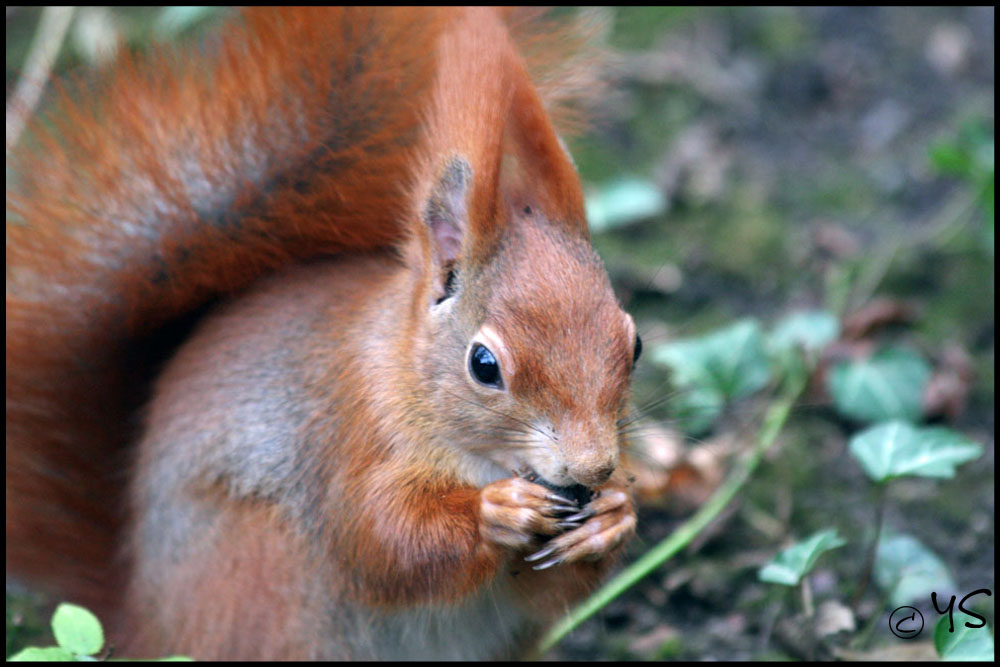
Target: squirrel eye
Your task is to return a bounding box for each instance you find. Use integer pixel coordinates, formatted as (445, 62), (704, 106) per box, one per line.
(469, 343), (502, 388)
(633, 334), (643, 365)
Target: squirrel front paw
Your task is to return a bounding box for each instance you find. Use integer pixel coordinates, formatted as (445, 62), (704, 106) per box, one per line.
(522, 481), (636, 570)
(480, 477), (583, 549)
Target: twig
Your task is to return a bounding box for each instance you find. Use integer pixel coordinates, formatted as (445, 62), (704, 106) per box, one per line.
(6, 6), (75, 155)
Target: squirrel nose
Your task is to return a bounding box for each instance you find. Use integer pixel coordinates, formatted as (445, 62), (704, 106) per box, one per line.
(558, 420), (619, 487)
(568, 459), (616, 487)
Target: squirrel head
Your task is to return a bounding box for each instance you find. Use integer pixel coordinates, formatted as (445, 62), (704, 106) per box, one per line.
(398, 7), (637, 490)
(408, 155), (639, 490)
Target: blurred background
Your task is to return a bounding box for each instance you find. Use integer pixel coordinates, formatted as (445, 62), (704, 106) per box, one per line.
(6, 6), (994, 661)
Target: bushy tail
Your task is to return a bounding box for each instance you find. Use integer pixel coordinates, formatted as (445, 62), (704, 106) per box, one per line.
(5, 7), (448, 612)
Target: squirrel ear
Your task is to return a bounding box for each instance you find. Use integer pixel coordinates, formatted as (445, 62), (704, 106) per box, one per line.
(424, 156), (473, 268)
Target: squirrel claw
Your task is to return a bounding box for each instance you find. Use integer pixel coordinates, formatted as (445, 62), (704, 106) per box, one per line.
(546, 501), (580, 514)
(531, 556), (564, 571)
(524, 543), (558, 563)
(561, 508), (595, 523)
(545, 493), (579, 507)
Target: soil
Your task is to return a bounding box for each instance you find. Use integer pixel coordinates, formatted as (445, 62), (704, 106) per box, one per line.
(548, 6), (995, 661)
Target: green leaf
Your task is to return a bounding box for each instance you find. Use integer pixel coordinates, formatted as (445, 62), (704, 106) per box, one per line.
(874, 533), (955, 607)
(154, 7), (220, 39)
(652, 319), (772, 401)
(668, 386), (724, 437)
(110, 658), (195, 663)
(934, 614), (994, 661)
(849, 421), (983, 482)
(51, 603), (104, 657)
(929, 120), (994, 180)
(827, 346), (931, 423)
(768, 310), (840, 356)
(929, 143), (972, 176)
(758, 529), (847, 586)
(586, 179), (669, 232)
(8, 646), (76, 661)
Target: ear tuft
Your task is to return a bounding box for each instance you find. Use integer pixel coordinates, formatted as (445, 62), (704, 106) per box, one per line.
(424, 157), (473, 266)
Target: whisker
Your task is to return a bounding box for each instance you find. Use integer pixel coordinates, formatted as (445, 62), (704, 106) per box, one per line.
(441, 388), (555, 444)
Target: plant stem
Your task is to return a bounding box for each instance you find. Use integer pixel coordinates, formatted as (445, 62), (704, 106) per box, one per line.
(849, 587), (891, 650)
(802, 576), (818, 660)
(801, 577), (814, 618)
(851, 481), (887, 612)
(534, 368), (809, 656)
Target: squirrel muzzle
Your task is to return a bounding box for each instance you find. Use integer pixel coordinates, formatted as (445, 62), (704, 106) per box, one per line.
(558, 420), (620, 488)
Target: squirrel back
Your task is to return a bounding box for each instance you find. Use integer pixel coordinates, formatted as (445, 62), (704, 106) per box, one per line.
(7, 7), (628, 659)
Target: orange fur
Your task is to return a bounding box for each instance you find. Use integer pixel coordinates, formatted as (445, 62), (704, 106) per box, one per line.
(7, 7), (633, 660)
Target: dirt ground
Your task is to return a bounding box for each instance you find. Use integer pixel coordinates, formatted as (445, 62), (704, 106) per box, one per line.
(547, 6), (994, 660)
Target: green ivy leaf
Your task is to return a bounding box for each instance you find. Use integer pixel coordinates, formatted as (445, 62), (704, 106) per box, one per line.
(768, 310), (840, 356)
(586, 178), (668, 232)
(758, 529), (846, 586)
(668, 386), (724, 437)
(929, 143), (973, 176)
(652, 319), (772, 401)
(8, 646), (76, 661)
(154, 7), (222, 39)
(849, 421), (983, 482)
(827, 346), (931, 423)
(934, 613), (994, 661)
(51, 603), (104, 657)
(874, 533), (955, 607)
(110, 657), (195, 662)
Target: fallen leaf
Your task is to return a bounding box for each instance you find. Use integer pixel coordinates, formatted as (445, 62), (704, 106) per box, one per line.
(841, 298), (919, 341)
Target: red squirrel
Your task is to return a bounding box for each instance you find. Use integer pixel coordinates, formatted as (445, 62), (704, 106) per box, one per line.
(7, 7), (638, 659)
